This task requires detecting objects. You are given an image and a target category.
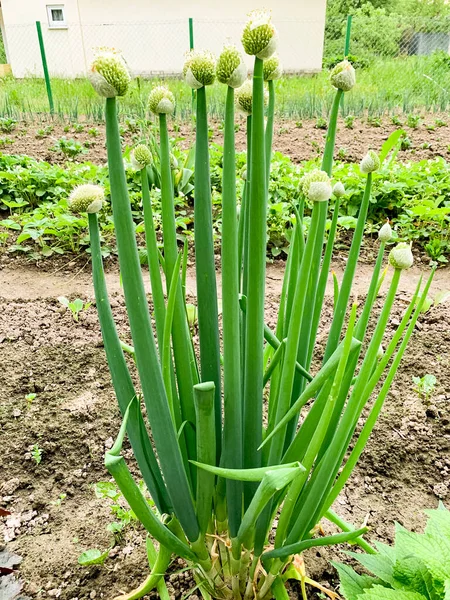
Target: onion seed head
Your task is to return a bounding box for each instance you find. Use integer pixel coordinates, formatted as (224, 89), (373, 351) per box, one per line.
(389, 242), (414, 270)
(217, 45), (247, 88)
(242, 9), (278, 59)
(68, 184), (104, 214)
(360, 149), (381, 174)
(330, 60), (356, 92)
(131, 144), (152, 171)
(183, 50), (216, 89)
(148, 85), (175, 115)
(89, 48), (131, 98)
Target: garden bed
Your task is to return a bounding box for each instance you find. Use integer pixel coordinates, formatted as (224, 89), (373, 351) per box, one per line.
(0, 114), (449, 166)
(1, 260), (449, 599)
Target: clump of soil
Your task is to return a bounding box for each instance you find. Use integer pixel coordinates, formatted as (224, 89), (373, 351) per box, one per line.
(0, 263), (449, 599)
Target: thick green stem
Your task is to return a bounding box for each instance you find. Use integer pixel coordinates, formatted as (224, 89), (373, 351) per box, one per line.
(286, 269), (402, 544)
(141, 166), (165, 350)
(194, 86), (222, 452)
(243, 57), (267, 492)
(194, 382), (217, 536)
(307, 196), (342, 363)
(323, 173), (373, 362)
(221, 85), (243, 537)
(159, 112), (198, 464)
(105, 98), (199, 542)
(88, 212), (170, 514)
(113, 539), (172, 600)
(265, 80), (275, 185)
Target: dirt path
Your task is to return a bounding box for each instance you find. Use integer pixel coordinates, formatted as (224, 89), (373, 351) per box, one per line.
(1, 261), (449, 599)
(1, 259), (449, 301)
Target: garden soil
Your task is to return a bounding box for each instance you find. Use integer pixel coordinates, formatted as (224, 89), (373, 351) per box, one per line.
(1, 259), (449, 599)
(3, 114), (450, 165)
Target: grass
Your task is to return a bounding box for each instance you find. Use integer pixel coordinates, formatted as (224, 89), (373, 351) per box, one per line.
(1, 54), (449, 121)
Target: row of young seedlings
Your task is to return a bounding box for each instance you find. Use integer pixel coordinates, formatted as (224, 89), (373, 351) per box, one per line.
(67, 9), (435, 600)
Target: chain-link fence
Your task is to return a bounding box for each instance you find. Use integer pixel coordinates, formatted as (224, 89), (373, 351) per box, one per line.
(325, 14), (450, 61)
(4, 17), (325, 79)
(2, 13), (450, 118)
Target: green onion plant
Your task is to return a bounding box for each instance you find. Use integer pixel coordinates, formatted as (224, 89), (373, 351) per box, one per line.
(73, 17), (436, 600)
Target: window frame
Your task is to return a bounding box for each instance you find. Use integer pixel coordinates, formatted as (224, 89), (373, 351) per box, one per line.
(46, 4), (67, 29)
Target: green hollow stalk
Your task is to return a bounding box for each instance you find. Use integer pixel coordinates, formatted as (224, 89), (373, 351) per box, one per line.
(221, 85), (243, 537)
(286, 268), (402, 544)
(283, 202), (305, 336)
(115, 537), (172, 600)
(265, 79), (275, 184)
(239, 295), (312, 383)
(263, 526), (368, 562)
(105, 98), (199, 542)
(307, 196), (342, 363)
(274, 305), (358, 549)
(323, 173), (374, 363)
(159, 112), (198, 463)
(140, 166), (165, 350)
(323, 271), (434, 514)
(267, 202), (325, 466)
(162, 251), (184, 425)
(194, 86), (222, 450)
(307, 242), (385, 457)
(105, 404), (197, 561)
(302, 173), (375, 456)
(261, 338), (360, 450)
(289, 89), (343, 424)
(240, 115), (252, 296)
(88, 212), (171, 515)
(243, 57), (267, 484)
(276, 222), (298, 341)
(325, 509), (375, 554)
(193, 382), (216, 536)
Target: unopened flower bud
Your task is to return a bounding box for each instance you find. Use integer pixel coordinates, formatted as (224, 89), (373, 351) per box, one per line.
(301, 170), (332, 203)
(217, 45), (247, 88)
(131, 145), (151, 171)
(89, 48), (131, 98)
(378, 221), (393, 243)
(389, 242), (414, 270)
(68, 184), (104, 214)
(377, 344), (384, 360)
(263, 54), (283, 81)
(360, 150), (380, 174)
(235, 80), (268, 116)
(183, 50), (216, 89)
(333, 182), (346, 198)
(148, 86), (175, 115)
(235, 80), (253, 115)
(240, 167), (247, 180)
(330, 60), (356, 92)
(242, 9), (278, 59)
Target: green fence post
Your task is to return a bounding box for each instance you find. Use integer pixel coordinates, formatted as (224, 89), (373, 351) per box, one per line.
(36, 21), (54, 114)
(344, 15), (353, 57)
(189, 17), (194, 51)
(188, 18), (195, 115)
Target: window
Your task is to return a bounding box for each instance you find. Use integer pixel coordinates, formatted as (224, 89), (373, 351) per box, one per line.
(46, 5), (67, 28)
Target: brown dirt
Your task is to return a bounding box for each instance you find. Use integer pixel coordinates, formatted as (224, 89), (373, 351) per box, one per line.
(2, 114), (450, 165)
(1, 260), (449, 600)
(200, 114), (450, 164)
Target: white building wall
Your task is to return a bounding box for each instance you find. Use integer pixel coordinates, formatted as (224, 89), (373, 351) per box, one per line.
(1, 0), (326, 77)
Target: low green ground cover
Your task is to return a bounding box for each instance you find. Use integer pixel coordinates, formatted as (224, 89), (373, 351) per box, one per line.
(1, 146), (449, 263)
